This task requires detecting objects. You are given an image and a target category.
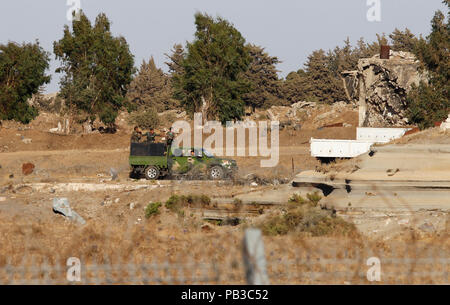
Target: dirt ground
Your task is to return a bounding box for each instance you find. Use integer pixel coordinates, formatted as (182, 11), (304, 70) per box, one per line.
(0, 109), (448, 284)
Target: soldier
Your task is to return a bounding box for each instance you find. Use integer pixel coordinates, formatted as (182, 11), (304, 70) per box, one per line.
(144, 128), (160, 143)
(166, 127), (175, 147)
(131, 126), (142, 143)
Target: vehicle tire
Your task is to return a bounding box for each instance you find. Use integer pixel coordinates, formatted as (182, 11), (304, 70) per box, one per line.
(144, 166), (160, 180)
(209, 166), (224, 180)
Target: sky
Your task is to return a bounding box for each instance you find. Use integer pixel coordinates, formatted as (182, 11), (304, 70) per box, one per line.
(0, 0), (447, 93)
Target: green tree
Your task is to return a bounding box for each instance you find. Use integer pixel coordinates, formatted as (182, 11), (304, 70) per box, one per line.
(126, 57), (177, 112)
(0, 41), (50, 123)
(389, 28), (419, 52)
(407, 1), (449, 129)
(243, 44), (284, 110)
(173, 13), (251, 123)
(303, 49), (345, 103)
(282, 69), (309, 104)
(54, 12), (135, 126)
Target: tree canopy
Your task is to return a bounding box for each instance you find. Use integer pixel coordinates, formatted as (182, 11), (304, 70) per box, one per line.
(172, 13), (251, 123)
(54, 11), (135, 126)
(126, 57), (177, 112)
(0, 41), (50, 123)
(407, 1), (449, 129)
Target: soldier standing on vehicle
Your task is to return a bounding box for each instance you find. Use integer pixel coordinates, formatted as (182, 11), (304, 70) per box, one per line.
(131, 126), (142, 143)
(145, 128), (159, 143)
(166, 127), (175, 147)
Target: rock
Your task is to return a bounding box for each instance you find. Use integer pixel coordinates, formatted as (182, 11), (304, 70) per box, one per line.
(201, 224), (213, 233)
(52, 198), (86, 225)
(22, 163), (35, 175)
(22, 138), (32, 144)
(129, 202), (136, 210)
(0, 197), (6, 202)
(250, 182), (258, 187)
(110, 168), (118, 180)
(176, 111), (187, 118)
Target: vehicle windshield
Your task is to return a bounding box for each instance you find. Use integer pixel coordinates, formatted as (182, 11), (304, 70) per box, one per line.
(202, 149), (214, 158)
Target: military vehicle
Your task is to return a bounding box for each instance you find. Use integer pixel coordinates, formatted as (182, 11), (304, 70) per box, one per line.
(129, 143), (238, 180)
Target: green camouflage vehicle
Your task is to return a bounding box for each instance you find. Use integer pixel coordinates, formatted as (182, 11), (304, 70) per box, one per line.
(129, 143), (238, 180)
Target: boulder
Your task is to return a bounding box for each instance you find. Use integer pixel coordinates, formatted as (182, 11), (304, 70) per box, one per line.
(52, 198), (86, 225)
(22, 163), (35, 175)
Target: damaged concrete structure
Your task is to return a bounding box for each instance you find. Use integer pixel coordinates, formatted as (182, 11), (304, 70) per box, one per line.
(342, 51), (428, 127)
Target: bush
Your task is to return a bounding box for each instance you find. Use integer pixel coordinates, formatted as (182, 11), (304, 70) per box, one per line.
(164, 194), (211, 214)
(260, 192), (357, 237)
(145, 202), (162, 218)
(260, 205), (357, 237)
(128, 107), (160, 129)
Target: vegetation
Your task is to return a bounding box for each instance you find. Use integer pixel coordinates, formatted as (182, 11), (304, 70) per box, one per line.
(127, 107), (160, 130)
(407, 1), (449, 129)
(126, 57), (178, 112)
(164, 194), (211, 215)
(0, 41), (50, 123)
(171, 13), (251, 123)
(242, 44), (284, 110)
(145, 202), (162, 218)
(261, 192), (357, 237)
(54, 11), (135, 127)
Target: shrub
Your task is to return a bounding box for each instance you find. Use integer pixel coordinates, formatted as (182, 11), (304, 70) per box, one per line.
(145, 202), (162, 218)
(259, 192), (357, 237)
(164, 194), (211, 213)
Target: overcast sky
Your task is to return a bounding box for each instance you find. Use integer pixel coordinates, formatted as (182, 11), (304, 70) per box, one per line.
(0, 0), (447, 93)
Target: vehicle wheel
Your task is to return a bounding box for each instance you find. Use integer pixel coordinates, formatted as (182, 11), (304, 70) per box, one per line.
(144, 166), (160, 180)
(209, 166), (224, 180)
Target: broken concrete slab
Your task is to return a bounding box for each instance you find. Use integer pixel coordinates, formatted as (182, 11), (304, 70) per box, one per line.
(52, 198), (86, 225)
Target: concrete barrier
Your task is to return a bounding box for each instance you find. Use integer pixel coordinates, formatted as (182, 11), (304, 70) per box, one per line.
(356, 128), (411, 143)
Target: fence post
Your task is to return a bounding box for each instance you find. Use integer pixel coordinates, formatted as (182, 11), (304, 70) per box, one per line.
(242, 228), (270, 285)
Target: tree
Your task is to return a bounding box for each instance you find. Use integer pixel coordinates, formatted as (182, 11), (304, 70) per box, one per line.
(407, 1), (449, 129)
(282, 69), (309, 104)
(54, 12), (135, 126)
(243, 44), (284, 110)
(389, 28), (419, 52)
(126, 57), (178, 112)
(303, 49), (346, 103)
(0, 41), (50, 123)
(173, 13), (251, 123)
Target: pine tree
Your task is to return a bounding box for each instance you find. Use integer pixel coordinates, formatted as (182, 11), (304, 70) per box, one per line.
(126, 57), (177, 112)
(389, 28), (419, 52)
(407, 1), (449, 129)
(243, 44), (283, 110)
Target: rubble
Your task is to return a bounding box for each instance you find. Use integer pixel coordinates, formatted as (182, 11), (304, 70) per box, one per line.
(342, 51), (428, 127)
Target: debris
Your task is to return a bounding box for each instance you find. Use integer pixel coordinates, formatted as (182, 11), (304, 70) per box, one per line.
(0, 197), (6, 202)
(114, 198), (120, 203)
(22, 138), (32, 144)
(22, 163), (35, 175)
(129, 202), (136, 210)
(52, 198), (86, 225)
